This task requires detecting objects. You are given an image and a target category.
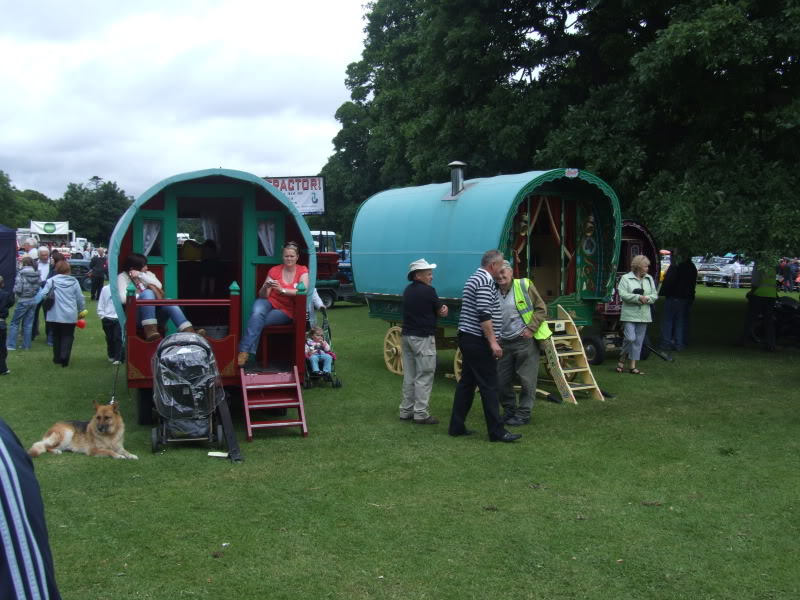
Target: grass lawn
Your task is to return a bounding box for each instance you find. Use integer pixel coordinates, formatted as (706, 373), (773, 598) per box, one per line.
(2, 285), (798, 599)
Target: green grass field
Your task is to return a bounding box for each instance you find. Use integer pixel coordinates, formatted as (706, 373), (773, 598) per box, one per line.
(2, 286), (798, 599)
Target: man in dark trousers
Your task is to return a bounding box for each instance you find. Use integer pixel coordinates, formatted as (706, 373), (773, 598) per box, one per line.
(0, 418), (63, 599)
(88, 247), (107, 301)
(659, 250), (697, 351)
(400, 259), (448, 424)
(0, 275), (14, 375)
(448, 250), (521, 443)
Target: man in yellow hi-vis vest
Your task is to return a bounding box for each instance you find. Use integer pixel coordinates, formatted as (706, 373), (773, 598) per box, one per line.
(736, 262), (777, 351)
(494, 261), (551, 426)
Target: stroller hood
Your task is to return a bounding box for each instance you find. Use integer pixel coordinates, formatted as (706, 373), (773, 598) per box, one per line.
(151, 332), (225, 419)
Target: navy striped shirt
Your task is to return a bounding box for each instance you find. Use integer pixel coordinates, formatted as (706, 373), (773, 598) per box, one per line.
(458, 268), (501, 337)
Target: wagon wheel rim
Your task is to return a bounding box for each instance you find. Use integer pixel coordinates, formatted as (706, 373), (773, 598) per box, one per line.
(383, 326), (404, 375)
(453, 349), (463, 382)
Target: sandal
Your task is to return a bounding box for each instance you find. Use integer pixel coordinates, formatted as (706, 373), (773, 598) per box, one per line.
(615, 361), (624, 374)
(629, 368), (645, 375)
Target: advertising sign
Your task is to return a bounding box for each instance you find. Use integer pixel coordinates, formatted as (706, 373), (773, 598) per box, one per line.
(31, 221), (69, 235)
(263, 176), (325, 215)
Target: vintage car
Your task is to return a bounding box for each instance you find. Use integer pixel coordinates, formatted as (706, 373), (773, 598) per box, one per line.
(66, 258), (93, 291)
(700, 257), (753, 287)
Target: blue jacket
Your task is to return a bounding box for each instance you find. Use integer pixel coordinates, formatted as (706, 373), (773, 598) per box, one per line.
(35, 275), (85, 324)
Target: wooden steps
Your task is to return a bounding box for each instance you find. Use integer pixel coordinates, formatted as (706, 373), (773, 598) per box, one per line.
(240, 366), (308, 440)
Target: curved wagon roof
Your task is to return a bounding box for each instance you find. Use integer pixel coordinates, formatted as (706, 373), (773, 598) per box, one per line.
(108, 168), (316, 324)
(352, 168), (621, 300)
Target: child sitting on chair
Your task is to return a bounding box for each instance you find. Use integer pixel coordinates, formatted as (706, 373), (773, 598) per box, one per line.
(305, 326), (332, 379)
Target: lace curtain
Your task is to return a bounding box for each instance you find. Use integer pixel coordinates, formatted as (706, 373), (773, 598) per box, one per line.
(143, 220), (161, 256)
(257, 220), (275, 257)
(201, 215), (220, 253)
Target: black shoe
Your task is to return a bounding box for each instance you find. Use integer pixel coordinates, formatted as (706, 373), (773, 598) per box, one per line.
(502, 412), (516, 423)
(506, 416), (529, 427)
(399, 414), (414, 421)
(491, 432), (522, 443)
(449, 429), (477, 437)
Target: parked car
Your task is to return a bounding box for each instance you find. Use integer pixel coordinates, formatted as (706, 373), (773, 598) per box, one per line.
(701, 257), (753, 287)
(67, 258), (93, 291)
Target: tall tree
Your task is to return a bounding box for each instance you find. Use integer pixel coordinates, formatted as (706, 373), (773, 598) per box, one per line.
(324, 0), (799, 258)
(58, 179), (133, 245)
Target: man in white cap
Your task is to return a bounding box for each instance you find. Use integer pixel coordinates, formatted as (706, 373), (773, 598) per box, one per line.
(400, 259), (448, 424)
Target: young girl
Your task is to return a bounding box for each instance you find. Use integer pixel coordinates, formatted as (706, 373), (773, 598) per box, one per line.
(305, 326), (332, 378)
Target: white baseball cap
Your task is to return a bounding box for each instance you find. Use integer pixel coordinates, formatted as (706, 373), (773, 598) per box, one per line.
(407, 258), (437, 280)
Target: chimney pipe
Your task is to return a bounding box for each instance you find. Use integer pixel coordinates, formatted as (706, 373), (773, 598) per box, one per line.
(448, 161), (466, 196)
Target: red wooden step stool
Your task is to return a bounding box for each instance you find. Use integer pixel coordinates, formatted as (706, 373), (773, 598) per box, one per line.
(240, 365), (308, 441)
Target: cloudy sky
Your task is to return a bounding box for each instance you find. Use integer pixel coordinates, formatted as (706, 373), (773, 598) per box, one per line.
(0, 0), (368, 199)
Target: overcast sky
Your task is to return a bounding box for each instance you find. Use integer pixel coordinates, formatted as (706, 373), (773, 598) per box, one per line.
(0, 0), (368, 199)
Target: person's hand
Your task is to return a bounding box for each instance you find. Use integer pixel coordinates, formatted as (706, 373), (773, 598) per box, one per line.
(521, 327), (533, 339)
(639, 295), (648, 304)
(78, 309), (88, 319)
(438, 305), (449, 317)
(490, 341), (503, 359)
(267, 279), (281, 290)
(129, 270), (141, 279)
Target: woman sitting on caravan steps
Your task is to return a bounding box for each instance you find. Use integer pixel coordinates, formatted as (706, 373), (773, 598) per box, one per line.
(238, 241), (309, 367)
(117, 253), (203, 342)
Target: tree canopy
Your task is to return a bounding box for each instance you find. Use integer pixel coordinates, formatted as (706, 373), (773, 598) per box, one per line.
(0, 171), (132, 246)
(322, 0), (800, 260)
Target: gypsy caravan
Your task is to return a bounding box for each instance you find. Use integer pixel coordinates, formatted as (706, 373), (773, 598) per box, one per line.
(108, 169), (316, 433)
(352, 164), (622, 395)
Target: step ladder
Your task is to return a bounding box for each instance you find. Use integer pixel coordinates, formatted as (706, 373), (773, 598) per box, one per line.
(538, 305), (603, 404)
(240, 365), (308, 441)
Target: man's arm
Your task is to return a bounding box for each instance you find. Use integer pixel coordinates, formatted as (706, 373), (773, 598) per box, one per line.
(526, 282), (548, 333)
(480, 319), (502, 358)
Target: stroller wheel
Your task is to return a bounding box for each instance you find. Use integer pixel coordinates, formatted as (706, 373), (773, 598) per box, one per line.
(215, 423), (225, 450)
(150, 427), (160, 453)
(333, 378), (343, 388)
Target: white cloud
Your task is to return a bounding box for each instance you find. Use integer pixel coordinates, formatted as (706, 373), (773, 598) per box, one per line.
(0, 0), (367, 198)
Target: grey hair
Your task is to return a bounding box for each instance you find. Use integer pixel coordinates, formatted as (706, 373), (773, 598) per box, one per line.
(38, 246), (49, 254)
(631, 255), (650, 271)
(25, 237), (37, 246)
(481, 249), (503, 267)
(499, 260), (513, 271)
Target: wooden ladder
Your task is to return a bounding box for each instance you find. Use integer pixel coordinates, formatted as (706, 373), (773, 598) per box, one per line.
(538, 305), (603, 404)
(240, 366), (308, 441)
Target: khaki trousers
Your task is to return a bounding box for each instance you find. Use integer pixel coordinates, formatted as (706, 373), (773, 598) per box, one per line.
(400, 335), (436, 418)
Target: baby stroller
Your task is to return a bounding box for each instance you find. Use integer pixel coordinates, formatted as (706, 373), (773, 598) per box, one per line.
(304, 308), (342, 389)
(150, 332), (227, 452)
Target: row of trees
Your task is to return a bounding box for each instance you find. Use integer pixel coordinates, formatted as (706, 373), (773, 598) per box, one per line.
(0, 171), (133, 246)
(320, 0), (799, 260)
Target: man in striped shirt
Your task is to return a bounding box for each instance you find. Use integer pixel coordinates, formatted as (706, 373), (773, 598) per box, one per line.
(448, 250), (522, 443)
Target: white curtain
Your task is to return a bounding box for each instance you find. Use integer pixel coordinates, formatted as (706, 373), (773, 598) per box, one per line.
(257, 220), (275, 257)
(143, 220), (161, 256)
(201, 214), (220, 253)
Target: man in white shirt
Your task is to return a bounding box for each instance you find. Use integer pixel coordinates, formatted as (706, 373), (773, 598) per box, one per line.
(731, 259), (743, 289)
(32, 247), (51, 341)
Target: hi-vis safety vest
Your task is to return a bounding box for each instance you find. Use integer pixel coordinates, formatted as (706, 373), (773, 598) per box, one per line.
(513, 278), (552, 340)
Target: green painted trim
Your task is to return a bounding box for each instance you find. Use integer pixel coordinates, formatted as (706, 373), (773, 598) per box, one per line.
(108, 168), (317, 328)
(498, 169), (621, 301)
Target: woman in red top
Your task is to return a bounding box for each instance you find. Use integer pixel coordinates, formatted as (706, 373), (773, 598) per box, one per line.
(238, 242), (309, 366)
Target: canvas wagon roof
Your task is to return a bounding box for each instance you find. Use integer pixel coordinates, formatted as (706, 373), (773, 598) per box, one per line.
(352, 168), (621, 299)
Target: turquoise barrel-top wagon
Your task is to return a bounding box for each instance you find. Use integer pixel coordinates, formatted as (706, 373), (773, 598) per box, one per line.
(351, 164), (622, 374)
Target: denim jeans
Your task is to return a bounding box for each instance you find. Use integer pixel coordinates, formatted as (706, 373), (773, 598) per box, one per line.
(7, 298), (37, 350)
(238, 298), (291, 354)
(309, 353), (332, 373)
(136, 289), (189, 329)
(660, 297), (687, 350)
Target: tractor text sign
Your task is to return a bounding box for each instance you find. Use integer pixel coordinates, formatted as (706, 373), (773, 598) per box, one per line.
(263, 176), (325, 215)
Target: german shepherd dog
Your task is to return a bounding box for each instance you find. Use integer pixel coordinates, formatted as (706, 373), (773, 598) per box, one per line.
(28, 402), (138, 459)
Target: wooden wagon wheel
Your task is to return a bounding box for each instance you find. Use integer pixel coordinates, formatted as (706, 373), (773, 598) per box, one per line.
(383, 326), (404, 375)
(543, 354), (580, 382)
(453, 348), (463, 382)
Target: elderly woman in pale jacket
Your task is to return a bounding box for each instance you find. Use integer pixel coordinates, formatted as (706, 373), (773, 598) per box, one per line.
(616, 254), (658, 375)
(34, 260), (86, 368)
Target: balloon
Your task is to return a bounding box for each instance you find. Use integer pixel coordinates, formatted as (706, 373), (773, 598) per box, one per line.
(76, 319), (86, 329)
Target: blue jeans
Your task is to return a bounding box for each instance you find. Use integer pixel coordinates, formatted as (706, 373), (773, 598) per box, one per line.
(308, 353), (332, 373)
(238, 298), (291, 354)
(136, 289), (189, 329)
(7, 298), (37, 350)
(660, 297), (687, 350)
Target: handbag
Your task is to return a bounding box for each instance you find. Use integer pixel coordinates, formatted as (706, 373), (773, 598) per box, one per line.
(43, 284), (56, 312)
